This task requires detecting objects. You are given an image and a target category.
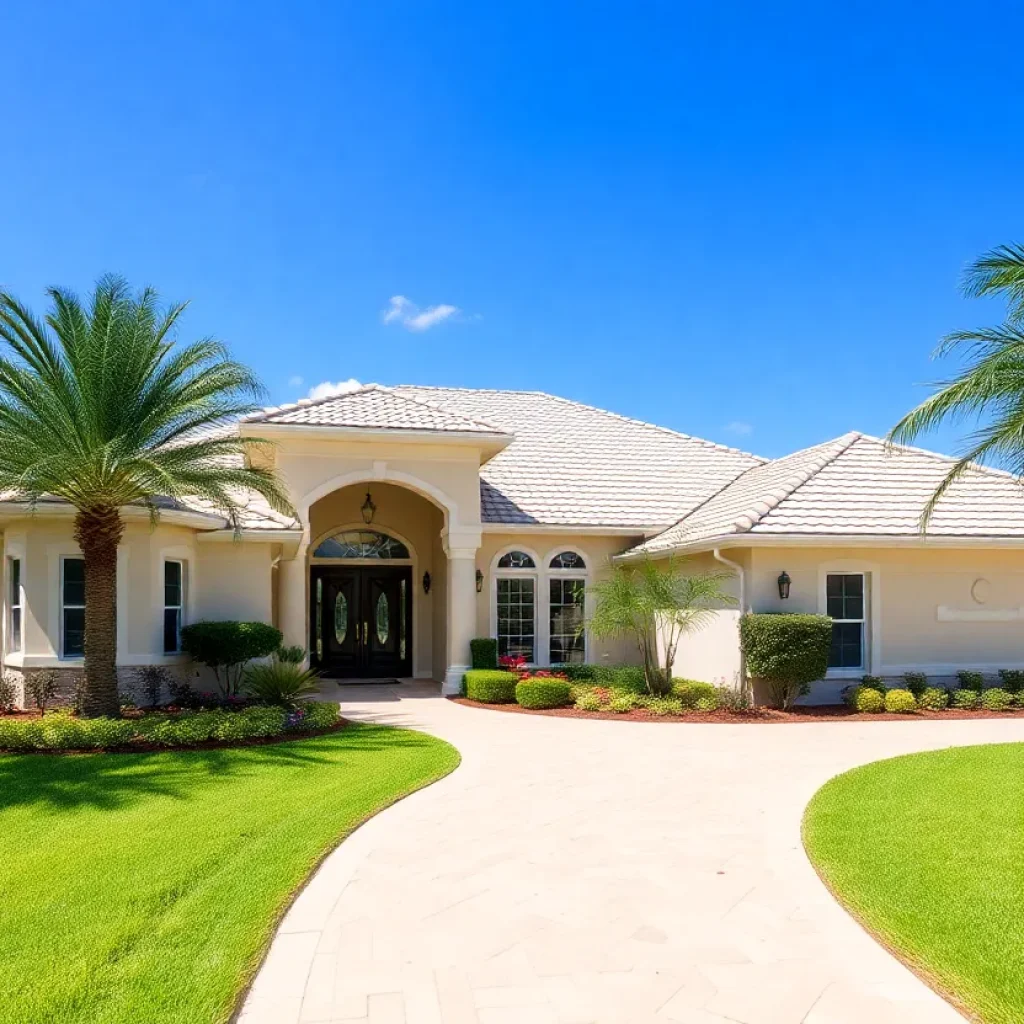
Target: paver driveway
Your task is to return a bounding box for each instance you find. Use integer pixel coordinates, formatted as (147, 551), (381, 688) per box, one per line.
(240, 684), (1024, 1024)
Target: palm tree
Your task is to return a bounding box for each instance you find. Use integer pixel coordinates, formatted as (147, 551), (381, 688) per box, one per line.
(890, 243), (1024, 524)
(0, 276), (293, 717)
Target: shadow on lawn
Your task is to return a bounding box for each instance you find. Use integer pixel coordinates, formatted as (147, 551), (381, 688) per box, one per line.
(0, 725), (439, 813)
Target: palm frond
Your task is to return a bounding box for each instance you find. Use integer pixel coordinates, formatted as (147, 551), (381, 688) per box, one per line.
(962, 243), (1024, 318)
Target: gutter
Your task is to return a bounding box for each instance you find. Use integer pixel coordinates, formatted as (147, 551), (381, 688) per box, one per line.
(712, 547), (749, 703)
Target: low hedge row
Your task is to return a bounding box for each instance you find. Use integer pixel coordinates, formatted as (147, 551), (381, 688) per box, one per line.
(515, 680), (571, 709)
(0, 702), (340, 752)
(847, 683), (1024, 714)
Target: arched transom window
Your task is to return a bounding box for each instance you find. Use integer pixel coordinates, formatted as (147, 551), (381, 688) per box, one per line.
(314, 530), (410, 560)
(497, 550), (535, 570)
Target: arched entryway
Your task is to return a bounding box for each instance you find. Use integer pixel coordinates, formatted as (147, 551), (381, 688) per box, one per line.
(309, 528), (413, 678)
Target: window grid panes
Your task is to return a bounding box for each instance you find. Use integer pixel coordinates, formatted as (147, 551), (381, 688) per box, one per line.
(62, 557), (86, 658)
(496, 577), (535, 661)
(163, 561), (183, 654)
(8, 558), (21, 653)
(549, 578), (585, 664)
(827, 573), (865, 669)
(313, 531), (409, 559)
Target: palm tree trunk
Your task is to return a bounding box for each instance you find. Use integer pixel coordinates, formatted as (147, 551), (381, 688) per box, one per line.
(73, 507), (124, 718)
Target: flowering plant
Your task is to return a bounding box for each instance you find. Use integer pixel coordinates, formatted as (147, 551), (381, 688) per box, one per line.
(498, 655), (528, 671)
(519, 670), (568, 683)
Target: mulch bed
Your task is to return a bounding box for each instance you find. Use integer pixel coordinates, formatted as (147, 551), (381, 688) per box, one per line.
(452, 697), (1024, 724)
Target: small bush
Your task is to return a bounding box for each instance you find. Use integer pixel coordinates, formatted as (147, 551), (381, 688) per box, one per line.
(861, 675), (887, 693)
(851, 686), (884, 713)
(739, 614), (831, 709)
(464, 670), (517, 704)
(609, 693), (638, 713)
(982, 688), (1014, 711)
(180, 620), (283, 695)
(276, 645), (306, 664)
(557, 663), (598, 682)
(999, 669), (1024, 693)
(134, 665), (172, 707)
(288, 701), (340, 731)
(951, 689), (981, 710)
(515, 680), (571, 709)
(902, 672), (928, 697)
(673, 680), (717, 708)
(884, 689), (917, 714)
(167, 679), (205, 709)
(645, 696), (684, 716)
(574, 692), (603, 712)
(917, 687), (950, 711)
(213, 706), (286, 741)
(469, 638), (499, 670)
(591, 665), (648, 692)
(27, 671), (58, 712)
(0, 672), (18, 713)
(956, 670), (984, 693)
(243, 661), (321, 708)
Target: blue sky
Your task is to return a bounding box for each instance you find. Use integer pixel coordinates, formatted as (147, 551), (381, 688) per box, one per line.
(2, 1), (1021, 458)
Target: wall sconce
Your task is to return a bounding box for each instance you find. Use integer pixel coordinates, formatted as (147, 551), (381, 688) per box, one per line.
(777, 571), (791, 600)
(475, 569), (484, 593)
(422, 572), (431, 595)
(360, 490), (376, 525)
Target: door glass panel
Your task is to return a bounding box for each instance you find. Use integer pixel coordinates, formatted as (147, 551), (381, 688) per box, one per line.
(315, 578), (323, 659)
(334, 591), (348, 644)
(399, 579), (407, 660)
(376, 591), (390, 645)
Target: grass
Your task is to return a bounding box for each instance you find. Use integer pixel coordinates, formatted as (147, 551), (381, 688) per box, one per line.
(803, 743), (1024, 1024)
(0, 723), (459, 1024)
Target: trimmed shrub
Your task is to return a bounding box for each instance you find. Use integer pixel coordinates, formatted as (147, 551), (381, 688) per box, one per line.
(180, 621), (283, 695)
(884, 689), (917, 714)
(28, 671), (58, 712)
(917, 687), (950, 711)
(951, 689), (981, 710)
(557, 663), (599, 682)
(574, 692), (603, 711)
(902, 672), (928, 697)
(956, 670), (984, 693)
(592, 665), (648, 692)
(982, 688), (1014, 711)
(673, 680), (717, 708)
(464, 670), (518, 704)
(998, 669), (1024, 693)
(515, 680), (571, 709)
(213, 706), (286, 741)
(646, 696), (684, 716)
(243, 661), (321, 708)
(0, 672), (17, 713)
(609, 693), (638, 713)
(470, 638), (499, 670)
(290, 701), (341, 731)
(851, 686), (885, 713)
(739, 614), (832, 709)
(861, 675), (887, 693)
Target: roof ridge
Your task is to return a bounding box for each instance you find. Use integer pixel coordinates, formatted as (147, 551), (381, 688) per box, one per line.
(729, 432), (861, 534)
(241, 382), (380, 422)
(397, 384), (549, 397)
(377, 385), (506, 433)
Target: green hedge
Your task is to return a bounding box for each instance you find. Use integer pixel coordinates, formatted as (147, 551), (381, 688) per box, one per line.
(470, 638), (499, 670)
(515, 680), (571, 709)
(739, 613), (832, 708)
(553, 664), (648, 690)
(884, 689), (917, 714)
(957, 670), (984, 693)
(917, 687), (949, 711)
(464, 670), (518, 703)
(673, 680), (717, 709)
(0, 702), (340, 752)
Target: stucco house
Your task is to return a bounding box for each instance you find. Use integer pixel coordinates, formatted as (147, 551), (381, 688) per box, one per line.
(3, 383), (1024, 705)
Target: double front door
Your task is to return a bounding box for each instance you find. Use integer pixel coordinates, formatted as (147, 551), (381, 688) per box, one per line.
(310, 566), (412, 678)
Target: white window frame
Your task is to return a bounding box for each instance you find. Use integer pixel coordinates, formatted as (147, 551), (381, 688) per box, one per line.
(545, 548), (590, 666)
(163, 559), (184, 654)
(823, 570), (868, 677)
(491, 546), (540, 666)
(60, 555), (86, 660)
(7, 556), (22, 654)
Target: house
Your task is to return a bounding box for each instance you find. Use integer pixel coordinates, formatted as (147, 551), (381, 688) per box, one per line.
(3, 383), (1024, 706)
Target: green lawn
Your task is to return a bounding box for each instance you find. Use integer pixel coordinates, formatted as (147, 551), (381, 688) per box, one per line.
(803, 743), (1024, 1024)
(0, 723), (459, 1024)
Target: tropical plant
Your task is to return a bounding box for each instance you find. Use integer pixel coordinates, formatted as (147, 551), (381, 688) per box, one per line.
(242, 660), (321, 708)
(586, 556), (734, 695)
(275, 645), (306, 664)
(889, 243), (1024, 523)
(0, 277), (292, 716)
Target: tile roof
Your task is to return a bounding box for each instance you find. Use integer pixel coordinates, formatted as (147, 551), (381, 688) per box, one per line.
(392, 386), (763, 528)
(241, 384), (506, 435)
(630, 432), (1024, 554)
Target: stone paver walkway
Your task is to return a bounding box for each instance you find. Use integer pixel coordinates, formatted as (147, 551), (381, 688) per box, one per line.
(240, 684), (1023, 1024)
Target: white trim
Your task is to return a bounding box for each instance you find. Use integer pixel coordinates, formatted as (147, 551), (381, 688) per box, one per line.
(59, 554), (86, 661)
(5, 554), (23, 655)
(483, 523), (658, 536)
(490, 544), (541, 666)
(241, 423), (512, 450)
(542, 544), (590, 665)
(816, 560), (883, 677)
(10, 653), (190, 669)
(0, 501), (222, 529)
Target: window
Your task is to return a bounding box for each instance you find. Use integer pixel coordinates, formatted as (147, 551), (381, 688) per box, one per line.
(549, 578), (585, 664)
(313, 530), (409, 559)
(7, 558), (21, 653)
(550, 551), (586, 570)
(164, 560), (184, 654)
(496, 577), (535, 661)
(497, 551), (535, 569)
(827, 573), (865, 669)
(62, 557), (86, 658)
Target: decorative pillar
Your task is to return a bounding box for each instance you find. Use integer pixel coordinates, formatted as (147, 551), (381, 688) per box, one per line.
(443, 529), (481, 696)
(278, 541), (309, 655)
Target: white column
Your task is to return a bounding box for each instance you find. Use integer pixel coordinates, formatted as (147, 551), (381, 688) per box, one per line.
(278, 542), (309, 655)
(443, 531), (481, 696)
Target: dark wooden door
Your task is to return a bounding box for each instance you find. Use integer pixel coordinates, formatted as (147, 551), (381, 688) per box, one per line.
(310, 566), (412, 678)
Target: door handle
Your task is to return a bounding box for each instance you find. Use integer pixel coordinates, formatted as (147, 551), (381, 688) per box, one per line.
(364, 622), (369, 647)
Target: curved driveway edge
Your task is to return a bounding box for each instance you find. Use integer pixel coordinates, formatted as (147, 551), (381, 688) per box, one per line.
(240, 684), (1022, 1024)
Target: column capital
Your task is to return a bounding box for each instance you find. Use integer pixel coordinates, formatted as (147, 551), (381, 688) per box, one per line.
(441, 526), (481, 558)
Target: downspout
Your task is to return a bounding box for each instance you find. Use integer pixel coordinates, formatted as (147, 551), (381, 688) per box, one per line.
(713, 548), (749, 703)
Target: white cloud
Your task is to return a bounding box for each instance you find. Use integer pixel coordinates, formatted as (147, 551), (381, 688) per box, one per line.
(288, 375), (304, 389)
(307, 378), (362, 401)
(381, 294), (461, 332)
(724, 421), (753, 436)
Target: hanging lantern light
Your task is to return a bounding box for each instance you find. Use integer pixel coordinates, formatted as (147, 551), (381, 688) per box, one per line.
(360, 490), (376, 525)
(777, 571), (791, 600)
